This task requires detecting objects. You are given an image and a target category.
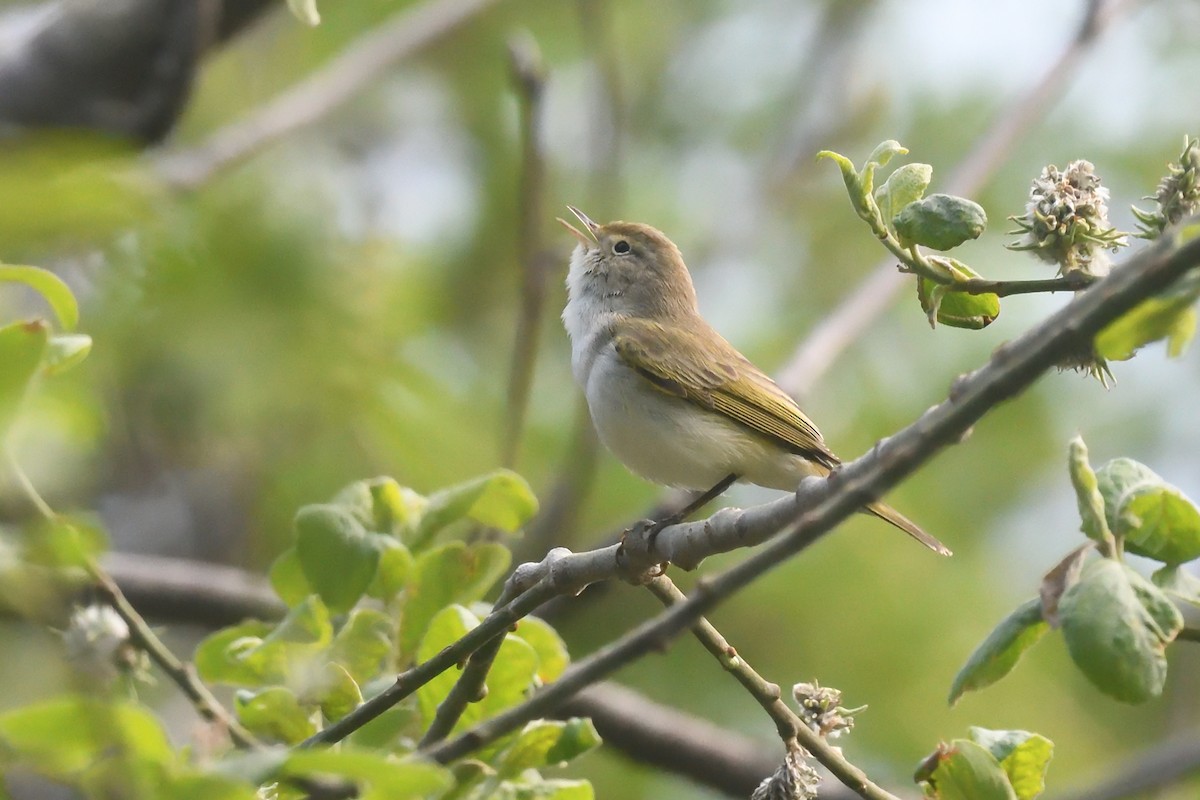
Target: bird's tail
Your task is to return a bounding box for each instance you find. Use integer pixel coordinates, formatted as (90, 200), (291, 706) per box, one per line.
(866, 501), (952, 556)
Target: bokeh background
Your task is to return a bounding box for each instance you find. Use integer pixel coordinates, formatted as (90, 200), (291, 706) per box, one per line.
(1, 0), (1198, 797)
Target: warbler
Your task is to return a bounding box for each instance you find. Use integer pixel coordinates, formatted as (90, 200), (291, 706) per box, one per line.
(558, 206), (950, 556)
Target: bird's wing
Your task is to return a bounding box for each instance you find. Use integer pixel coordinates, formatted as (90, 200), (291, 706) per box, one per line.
(612, 317), (837, 467)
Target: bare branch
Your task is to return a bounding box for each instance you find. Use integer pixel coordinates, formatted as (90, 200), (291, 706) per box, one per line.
(417, 228), (1200, 764)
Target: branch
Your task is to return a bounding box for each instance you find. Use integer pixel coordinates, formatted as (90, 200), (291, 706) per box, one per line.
(500, 32), (550, 468)
(775, 0), (1131, 398)
(646, 578), (899, 800)
(960, 273), (1096, 297)
(3, 455), (260, 749)
(416, 228), (1200, 765)
(152, 0), (502, 190)
(86, 563), (261, 748)
(416, 578), (526, 747)
(95, 553), (786, 797)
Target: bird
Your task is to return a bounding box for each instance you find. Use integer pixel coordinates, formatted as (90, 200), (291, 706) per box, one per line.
(558, 205), (950, 556)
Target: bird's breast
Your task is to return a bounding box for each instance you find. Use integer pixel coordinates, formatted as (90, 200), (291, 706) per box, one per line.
(582, 346), (768, 489)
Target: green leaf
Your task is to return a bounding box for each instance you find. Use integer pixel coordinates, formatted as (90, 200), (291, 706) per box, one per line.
(287, 0), (321, 26)
(415, 605), (539, 741)
(0, 319), (49, 439)
(0, 264), (79, 330)
(1093, 457), (1200, 563)
(161, 772), (260, 800)
(194, 619), (276, 686)
(876, 162), (933, 235)
(1094, 457), (1161, 532)
(235, 686), (316, 744)
(415, 604), (478, 726)
(948, 598), (1048, 705)
(329, 608), (394, 683)
(919, 739), (1017, 800)
(415, 470), (539, 547)
(0, 136), (153, 250)
(861, 140), (908, 195)
(280, 748), (452, 800)
(366, 536), (414, 600)
(968, 728), (1053, 800)
(205, 747), (290, 786)
(895, 194), (987, 251)
(269, 547), (312, 607)
(1095, 281), (1200, 361)
(496, 719), (602, 778)
(1120, 484), (1200, 565)
(398, 541), (511, 658)
(515, 780), (595, 799)
(317, 662), (363, 722)
(513, 616), (570, 683)
(917, 261), (999, 329)
(1151, 565), (1200, 608)
(42, 334), (92, 376)
(23, 517), (108, 569)
(295, 503), (381, 613)
(1167, 307), (1197, 357)
(333, 477), (428, 537)
(1067, 437), (1111, 543)
(162, 772), (260, 800)
(196, 597), (331, 687)
(0, 696), (174, 778)
(1059, 559), (1182, 703)
(816, 150), (862, 202)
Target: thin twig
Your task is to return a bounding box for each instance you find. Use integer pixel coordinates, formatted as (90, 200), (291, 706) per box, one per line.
(645, 577), (900, 800)
(960, 273), (1096, 297)
(416, 579), (525, 747)
(83, 554), (787, 797)
(775, 0), (1132, 398)
(86, 562), (261, 749)
(500, 32), (550, 468)
(414, 227), (1200, 764)
(152, 0), (502, 190)
(3, 452), (260, 749)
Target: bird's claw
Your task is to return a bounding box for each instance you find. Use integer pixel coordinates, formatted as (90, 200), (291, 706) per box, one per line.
(617, 518), (669, 583)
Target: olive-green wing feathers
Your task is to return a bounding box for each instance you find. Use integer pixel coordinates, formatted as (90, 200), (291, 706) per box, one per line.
(612, 317), (837, 467)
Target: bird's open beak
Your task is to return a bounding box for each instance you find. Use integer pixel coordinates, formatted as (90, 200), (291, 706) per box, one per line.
(557, 204), (600, 248)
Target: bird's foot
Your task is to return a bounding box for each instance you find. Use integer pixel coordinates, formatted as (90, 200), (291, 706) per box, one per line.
(617, 518), (669, 583)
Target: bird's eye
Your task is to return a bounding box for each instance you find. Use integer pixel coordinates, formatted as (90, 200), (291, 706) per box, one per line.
(613, 240), (631, 255)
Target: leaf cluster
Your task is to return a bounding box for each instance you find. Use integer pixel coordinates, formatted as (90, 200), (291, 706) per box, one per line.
(949, 436), (1198, 706)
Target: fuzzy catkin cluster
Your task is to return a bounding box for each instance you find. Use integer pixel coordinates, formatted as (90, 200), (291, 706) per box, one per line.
(1135, 136), (1200, 237)
(1009, 160), (1127, 278)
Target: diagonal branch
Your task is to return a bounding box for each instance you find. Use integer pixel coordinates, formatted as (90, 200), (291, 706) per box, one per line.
(416, 227), (1200, 764)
